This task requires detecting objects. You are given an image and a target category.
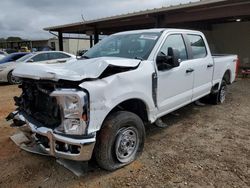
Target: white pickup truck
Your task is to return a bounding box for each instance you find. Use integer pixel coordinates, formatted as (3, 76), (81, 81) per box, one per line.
(7, 29), (239, 171)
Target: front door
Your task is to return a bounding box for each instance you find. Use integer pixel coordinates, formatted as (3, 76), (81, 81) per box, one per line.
(156, 34), (194, 117)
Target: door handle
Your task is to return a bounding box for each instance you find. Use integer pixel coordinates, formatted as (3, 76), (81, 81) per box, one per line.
(186, 68), (194, 73)
(57, 59), (67, 63)
(207, 64), (213, 68)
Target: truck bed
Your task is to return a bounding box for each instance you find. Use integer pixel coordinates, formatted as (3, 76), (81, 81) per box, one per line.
(212, 54), (238, 84)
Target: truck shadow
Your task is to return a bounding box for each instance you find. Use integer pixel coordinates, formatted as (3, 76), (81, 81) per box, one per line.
(144, 102), (205, 137)
(84, 102), (211, 175)
(0, 83), (10, 86)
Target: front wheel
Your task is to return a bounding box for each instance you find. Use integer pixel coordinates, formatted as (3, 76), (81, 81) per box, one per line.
(7, 71), (22, 85)
(209, 80), (227, 104)
(94, 111), (145, 171)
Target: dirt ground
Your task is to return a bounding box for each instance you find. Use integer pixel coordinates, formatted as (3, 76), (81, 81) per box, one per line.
(0, 79), (249, 188)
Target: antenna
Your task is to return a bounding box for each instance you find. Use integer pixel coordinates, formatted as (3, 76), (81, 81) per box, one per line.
(76, 13), (86, 57)
(76, 32), (80, 57)
(81, 14), (86, 22)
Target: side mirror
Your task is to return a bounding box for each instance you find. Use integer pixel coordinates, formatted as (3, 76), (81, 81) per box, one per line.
(167, 47), (181, 67)
(156, 47), (181, 70)
(27, 59), (34, 63)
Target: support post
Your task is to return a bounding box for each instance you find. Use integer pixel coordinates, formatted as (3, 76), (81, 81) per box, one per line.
(58, 31), (63, 51)
(30, 41), (32, 51)
(94, 30), (99, 44)
(90, 35), (93, 47)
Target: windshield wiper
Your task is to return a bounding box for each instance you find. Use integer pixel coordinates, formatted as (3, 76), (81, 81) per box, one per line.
(134, 57), (143, 61)
(81, 55), (90, 59)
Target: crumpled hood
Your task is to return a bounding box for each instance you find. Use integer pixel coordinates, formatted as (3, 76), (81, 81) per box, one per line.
(13, 57), (141, 81)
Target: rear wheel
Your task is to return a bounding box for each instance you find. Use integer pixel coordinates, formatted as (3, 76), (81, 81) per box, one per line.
(7, 71), (21, 85)
(210, 80), (227, 104)
(94, 111), (145, 171)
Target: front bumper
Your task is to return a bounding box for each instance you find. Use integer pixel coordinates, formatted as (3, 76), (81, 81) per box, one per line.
(0, 69), (8, 82)
(11, 111), (96, 161)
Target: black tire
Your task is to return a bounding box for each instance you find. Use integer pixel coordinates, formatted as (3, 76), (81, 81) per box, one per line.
(209, 80), (227, 105)
(94, 111), (145, 171)
(7, 71), (21, 85)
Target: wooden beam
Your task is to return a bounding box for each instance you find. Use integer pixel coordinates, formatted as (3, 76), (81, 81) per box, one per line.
(162, 3), (250, 24)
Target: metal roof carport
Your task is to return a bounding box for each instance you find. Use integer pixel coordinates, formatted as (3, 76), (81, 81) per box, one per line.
(44, 0), (250, 59)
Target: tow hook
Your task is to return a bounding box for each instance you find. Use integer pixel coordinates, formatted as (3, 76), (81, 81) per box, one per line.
(6, 112), (18, 121)
(6, 112), (25, 127)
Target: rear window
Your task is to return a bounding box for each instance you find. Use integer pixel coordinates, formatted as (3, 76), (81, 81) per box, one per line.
(13, 54), (26, 61)
(187, 35), (207, 59)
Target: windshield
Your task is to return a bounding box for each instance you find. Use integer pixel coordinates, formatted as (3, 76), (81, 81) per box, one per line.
(0, 54), (15, 64)
(84, 32), (161, 60)
(16, 53), (34, 62)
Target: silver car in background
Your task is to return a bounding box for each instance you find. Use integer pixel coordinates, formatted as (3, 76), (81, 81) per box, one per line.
(0, 51), (76, 84)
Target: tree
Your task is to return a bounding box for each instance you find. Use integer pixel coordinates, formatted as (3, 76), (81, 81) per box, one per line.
(6, 37), (22, 42)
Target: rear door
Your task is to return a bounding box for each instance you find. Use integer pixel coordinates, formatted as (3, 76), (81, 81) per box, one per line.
(185, 34), (214, 101)
(156, 33), (194, 116)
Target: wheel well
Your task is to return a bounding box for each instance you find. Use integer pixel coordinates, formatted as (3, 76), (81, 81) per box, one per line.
(109, 99), (149, 123)
(223, 70), (231, 84)
(7, 70), (13, 81)
(211, 83), (220, 93)
(7, 70), (13, 76)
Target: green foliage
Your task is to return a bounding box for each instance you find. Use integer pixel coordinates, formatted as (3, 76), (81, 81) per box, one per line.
(6, 37), (22, 42)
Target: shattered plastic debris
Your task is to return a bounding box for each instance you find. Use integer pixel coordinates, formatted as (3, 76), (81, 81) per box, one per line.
(56, 159), (88, 177)
(10, 132), (87, 176)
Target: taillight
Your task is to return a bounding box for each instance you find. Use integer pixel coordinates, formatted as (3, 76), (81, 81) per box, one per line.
(235, 57), (240, 79)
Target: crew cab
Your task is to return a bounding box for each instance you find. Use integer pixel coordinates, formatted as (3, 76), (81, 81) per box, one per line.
(7, 29), (239, 171)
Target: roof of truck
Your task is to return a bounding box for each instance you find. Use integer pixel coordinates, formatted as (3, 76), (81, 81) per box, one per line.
(113, 28), (201, 35)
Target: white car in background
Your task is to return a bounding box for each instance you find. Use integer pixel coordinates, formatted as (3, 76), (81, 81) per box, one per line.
(0, 54), (5, 60)
(0, 51), (76, 84)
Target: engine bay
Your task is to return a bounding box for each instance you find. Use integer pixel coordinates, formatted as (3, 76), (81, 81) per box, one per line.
(14, 80), (61, 128)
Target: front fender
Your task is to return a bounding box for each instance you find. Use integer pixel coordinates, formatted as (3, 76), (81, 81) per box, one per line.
(79, 62), (156, 134)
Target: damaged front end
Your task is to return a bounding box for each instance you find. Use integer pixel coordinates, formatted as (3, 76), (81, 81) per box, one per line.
(6, 80), (95, 161)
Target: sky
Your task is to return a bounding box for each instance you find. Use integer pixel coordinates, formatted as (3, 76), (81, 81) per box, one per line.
(0, 0), (199, 39)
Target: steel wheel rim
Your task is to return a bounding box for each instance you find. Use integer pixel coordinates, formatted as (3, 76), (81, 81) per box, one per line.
(115, 127), (139, 163)
(220, 85), (226, 103)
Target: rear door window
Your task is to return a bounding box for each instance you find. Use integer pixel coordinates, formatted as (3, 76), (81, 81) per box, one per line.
(187, 35), (207, 59)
